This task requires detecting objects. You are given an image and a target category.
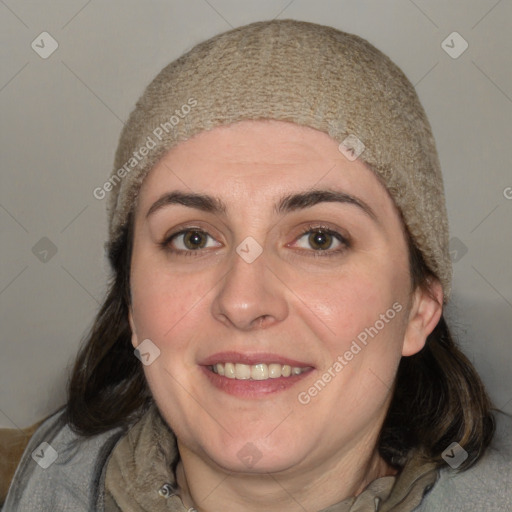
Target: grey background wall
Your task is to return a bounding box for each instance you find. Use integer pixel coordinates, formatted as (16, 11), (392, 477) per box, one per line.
(1, 0), (511, 429)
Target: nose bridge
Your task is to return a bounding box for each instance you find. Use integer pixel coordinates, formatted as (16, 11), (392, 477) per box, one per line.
(211, 241), (288, 330)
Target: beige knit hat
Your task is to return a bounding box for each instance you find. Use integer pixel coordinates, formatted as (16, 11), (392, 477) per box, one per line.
(106, 19), (452, 300)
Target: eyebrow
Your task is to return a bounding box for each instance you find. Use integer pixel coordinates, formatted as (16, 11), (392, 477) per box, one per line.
(146, 189), (377, 221)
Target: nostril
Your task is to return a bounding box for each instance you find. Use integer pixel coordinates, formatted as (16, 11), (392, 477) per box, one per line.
(255, 315), (272, 328)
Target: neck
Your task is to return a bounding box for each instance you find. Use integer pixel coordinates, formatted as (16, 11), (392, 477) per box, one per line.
(175, 436), (397, 512)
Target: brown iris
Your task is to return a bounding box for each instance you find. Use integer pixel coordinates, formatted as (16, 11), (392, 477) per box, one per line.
(182, 230), (208, 250)
(308, 230), (333, 250)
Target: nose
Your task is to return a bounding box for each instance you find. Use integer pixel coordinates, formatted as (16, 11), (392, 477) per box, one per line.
(211, 245), (289, 331)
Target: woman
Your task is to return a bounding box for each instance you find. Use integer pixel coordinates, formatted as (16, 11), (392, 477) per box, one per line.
(4, 19), (511, 512)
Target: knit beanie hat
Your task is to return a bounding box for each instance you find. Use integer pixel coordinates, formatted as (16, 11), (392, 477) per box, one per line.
(105, 19), (452, 300)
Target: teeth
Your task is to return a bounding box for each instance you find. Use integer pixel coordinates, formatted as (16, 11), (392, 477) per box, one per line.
(235, 363), (251, 380)
(251, 364), (268, 380)
(268, 363), (282, 378)
(281, 365), (291, 377)
(211, 362), (308, 380)
(224, 362), (235, 379)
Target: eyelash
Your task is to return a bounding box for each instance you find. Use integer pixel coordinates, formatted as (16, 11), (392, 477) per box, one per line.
(159, 224), (350, 258)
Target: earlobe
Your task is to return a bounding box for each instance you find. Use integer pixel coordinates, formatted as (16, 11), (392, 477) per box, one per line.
(128, 309), (139, 349)
(402, 279), (443, 357)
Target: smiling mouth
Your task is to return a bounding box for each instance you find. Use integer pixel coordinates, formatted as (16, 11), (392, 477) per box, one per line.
(210, 362), (311, 380)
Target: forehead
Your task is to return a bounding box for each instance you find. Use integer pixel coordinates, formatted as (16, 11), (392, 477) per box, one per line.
(136, 120), (395, 218)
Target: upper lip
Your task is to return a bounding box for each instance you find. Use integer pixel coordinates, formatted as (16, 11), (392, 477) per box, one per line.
(200, 351), (314, 368)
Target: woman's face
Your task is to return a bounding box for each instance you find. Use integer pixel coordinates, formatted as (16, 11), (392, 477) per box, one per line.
(129, 120), (441, 476)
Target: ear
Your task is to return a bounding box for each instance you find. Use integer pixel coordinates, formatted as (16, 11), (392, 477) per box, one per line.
(402, 278), (443, 357)
(128, 308), (139, 350)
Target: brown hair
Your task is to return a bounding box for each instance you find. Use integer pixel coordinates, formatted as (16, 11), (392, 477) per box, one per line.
(64, 210), (496, 471)
(378, 235), (496, 469)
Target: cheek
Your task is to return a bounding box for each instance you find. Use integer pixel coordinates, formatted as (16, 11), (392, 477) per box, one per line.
(129, 252), (207, 346)
(299, 261), (402, 343)
(129, 261), (211, 421)
(294, 256), (409, 402)
(299, 272), (406, 408)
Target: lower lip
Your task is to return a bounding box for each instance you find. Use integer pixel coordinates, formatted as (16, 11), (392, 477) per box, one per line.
(201, 366), (313, 398)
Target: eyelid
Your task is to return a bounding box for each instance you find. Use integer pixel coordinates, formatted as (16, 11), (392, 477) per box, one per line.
(161, 220), (220, 243)
(299, 223), (350, 242)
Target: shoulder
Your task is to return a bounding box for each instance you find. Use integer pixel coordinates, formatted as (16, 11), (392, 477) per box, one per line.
(0, 417), (45, 504)
(416, 409), (512, 512)
(2, 407), (126, 512)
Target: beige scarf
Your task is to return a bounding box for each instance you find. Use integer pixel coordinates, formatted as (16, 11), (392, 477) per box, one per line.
(104, 403), (438, 512)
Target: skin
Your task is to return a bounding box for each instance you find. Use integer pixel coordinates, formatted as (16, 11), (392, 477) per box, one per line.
(128, 119), (443, 511)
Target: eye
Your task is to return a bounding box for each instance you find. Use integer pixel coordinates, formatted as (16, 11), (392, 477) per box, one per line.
(292, 225), (350, 256)
(160, 225), (349, 258)
(162, 229), (221, 255)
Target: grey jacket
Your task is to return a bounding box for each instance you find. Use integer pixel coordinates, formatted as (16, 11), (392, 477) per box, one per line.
(3, 408), (512, 511)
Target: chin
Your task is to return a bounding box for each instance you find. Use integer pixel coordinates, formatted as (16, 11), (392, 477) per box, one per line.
(207, 444), (306, 475)
(194, 426), (309, 475)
